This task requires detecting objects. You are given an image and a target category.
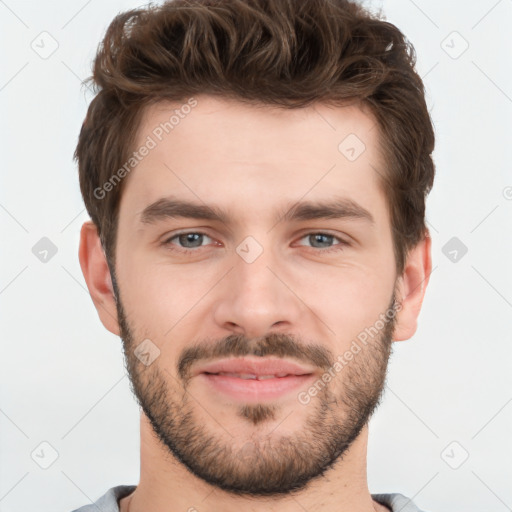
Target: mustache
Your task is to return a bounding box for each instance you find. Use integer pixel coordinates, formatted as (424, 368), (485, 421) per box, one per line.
(177, 332), (334, 382)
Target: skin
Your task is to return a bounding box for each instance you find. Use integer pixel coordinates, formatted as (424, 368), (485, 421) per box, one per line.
(79, 95), (431, 512)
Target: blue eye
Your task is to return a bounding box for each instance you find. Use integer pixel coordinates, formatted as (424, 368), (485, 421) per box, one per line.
(163, 232), (213, 251)
(162, 231), (347, 254)
(298, 233), (343, 250)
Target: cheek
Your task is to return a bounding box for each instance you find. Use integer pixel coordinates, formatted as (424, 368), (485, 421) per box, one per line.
(288, 257), (396, 342)
(116, 225), (396, 350)
(116, 252), (219, 332)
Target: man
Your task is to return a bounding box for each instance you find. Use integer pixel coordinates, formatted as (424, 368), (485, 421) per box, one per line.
(73, 0), (435, 511)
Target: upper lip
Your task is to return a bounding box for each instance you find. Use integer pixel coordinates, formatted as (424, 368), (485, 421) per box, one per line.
(194, 357), (316, 377)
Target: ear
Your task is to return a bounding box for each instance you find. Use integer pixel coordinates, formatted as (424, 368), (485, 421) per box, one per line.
(78, 220), (120, 336)
(392, 230), (432, 341)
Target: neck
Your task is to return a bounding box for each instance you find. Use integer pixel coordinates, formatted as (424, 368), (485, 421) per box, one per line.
(120, 413), (387, 512)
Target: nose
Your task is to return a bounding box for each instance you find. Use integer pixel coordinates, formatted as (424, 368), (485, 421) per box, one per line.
(212, 241), (304, 339)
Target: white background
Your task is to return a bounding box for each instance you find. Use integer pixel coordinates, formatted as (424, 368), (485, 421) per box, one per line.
(1, 0), (511, 511)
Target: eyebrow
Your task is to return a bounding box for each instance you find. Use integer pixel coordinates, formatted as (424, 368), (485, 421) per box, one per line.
(138, 195), (375, 226)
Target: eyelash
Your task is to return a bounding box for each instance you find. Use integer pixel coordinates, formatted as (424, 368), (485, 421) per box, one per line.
(161, 231), (348, 254)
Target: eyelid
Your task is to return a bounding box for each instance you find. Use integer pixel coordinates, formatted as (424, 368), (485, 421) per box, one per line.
(162, 230), (216, 247)
(293, 228), (349, 243)
(295, 232), (347, 245)
(161, 229), (350, 253)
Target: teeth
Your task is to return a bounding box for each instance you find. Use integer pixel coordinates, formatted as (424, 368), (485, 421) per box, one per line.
(215, 372), (291, 380)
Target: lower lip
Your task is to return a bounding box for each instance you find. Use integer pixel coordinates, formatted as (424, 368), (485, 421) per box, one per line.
(198, 373), (315, 402)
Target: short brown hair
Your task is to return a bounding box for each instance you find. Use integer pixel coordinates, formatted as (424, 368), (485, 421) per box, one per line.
(75, 0), (435, 277)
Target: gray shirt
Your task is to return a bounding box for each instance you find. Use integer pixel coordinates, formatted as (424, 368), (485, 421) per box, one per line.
(70, 485), (429, 511)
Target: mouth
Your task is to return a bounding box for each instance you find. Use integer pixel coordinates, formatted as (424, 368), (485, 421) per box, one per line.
(195, 357), (316, 401)
(203, 371), (302, 380)
(194, 356), (316, 378)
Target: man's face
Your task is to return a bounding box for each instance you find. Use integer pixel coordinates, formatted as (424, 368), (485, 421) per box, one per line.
(112, 95), (399, 496)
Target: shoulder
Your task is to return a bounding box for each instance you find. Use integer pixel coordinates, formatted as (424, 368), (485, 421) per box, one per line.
(70, 485), (137, 512)
(372, 492), (430, 512)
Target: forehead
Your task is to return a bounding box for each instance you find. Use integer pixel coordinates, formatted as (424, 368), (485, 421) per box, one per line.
(120, 94), (387, 226)
(136, 95), (380, 159)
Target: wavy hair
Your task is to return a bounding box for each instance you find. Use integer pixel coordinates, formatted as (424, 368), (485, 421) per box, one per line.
(75, 0), (435, 276)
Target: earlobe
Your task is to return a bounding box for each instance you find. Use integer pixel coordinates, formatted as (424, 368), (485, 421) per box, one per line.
(392, 231), (432, 341)
(78, 220), (120, 335)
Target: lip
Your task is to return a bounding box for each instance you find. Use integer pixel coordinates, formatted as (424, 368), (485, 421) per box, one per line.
(199, 373), (316, 402)
(193, 357), (316, 378)
(194, 357), (317, 402)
